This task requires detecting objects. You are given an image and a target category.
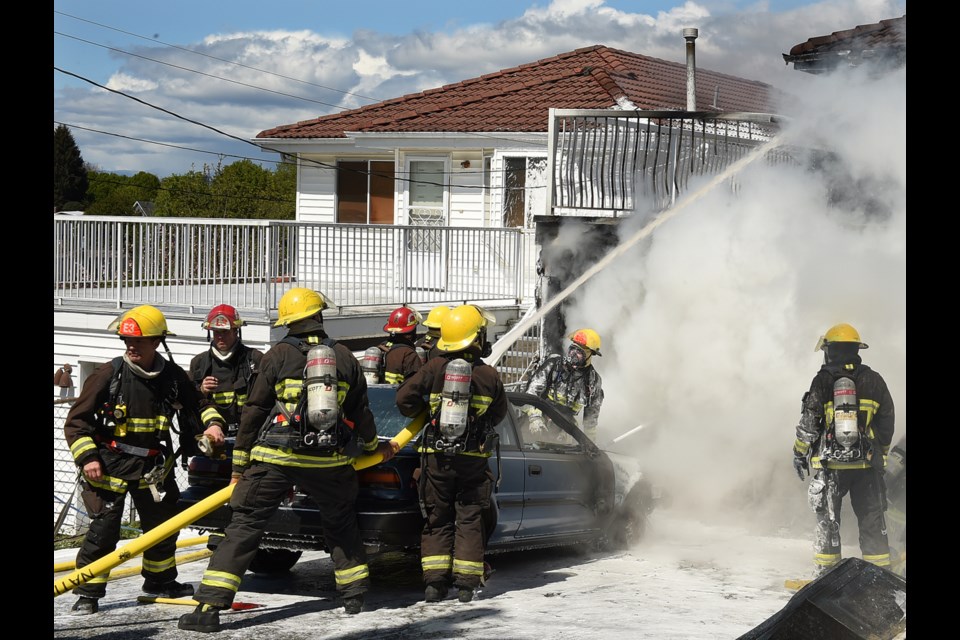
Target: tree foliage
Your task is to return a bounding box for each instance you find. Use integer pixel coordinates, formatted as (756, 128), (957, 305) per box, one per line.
(85, 171), (161, 216)
(53, 125), (89, 211)
(155, 158), (295, 219)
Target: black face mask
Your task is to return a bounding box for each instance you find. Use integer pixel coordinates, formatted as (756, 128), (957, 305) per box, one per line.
(824, 343), (860, 365)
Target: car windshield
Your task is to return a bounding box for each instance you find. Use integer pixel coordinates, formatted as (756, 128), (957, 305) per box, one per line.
(367, 385), (414, 438)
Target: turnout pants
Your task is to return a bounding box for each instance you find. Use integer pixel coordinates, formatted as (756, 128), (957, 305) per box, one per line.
(813, 467), (890, 570)
(74, 472), (183, 599)
(193, 462), (369, 608)
(420, 453), (493, 590)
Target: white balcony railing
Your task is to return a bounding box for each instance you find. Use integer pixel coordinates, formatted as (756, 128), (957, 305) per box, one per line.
(54, 216), (539, 319)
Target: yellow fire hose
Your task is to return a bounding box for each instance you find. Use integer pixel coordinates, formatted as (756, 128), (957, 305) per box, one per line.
(54, 411), (426, 597)
(54, 535), (209, 573)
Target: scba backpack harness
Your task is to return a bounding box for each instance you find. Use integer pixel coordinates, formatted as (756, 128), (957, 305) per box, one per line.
(257, 337), (361, 456)
(96, 356), (186, 500)
(191, 347), (258, 420)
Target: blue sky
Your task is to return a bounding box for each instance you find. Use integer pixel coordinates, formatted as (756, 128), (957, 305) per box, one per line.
(53, 0), (906, 177)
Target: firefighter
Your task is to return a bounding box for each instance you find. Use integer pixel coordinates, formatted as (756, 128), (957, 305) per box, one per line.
(415, 305), (451, 361)
(521, 328), (605, 440)
(394, 304), (509, 604)
(792, 323), (896, 576)
(179, 288), (394, 632)
(64, 305), (226, 615)
(189, 304), (264, 452)
(362, 305), (424, 385)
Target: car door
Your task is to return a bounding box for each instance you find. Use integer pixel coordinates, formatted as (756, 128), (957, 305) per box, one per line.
(510, 394), (602, 540)
(486, 411), (524, 542)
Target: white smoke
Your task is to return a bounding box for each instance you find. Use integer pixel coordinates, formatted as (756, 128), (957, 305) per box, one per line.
(561, 64), (906, 532)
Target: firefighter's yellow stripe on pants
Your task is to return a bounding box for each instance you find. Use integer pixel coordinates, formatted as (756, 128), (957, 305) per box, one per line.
(200, 569), (242, 593)
(335, 564), (370, 586)
(422, 555), (452, 572)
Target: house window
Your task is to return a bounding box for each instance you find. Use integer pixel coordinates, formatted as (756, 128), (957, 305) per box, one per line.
(336, 161), (395, 224)
(502, 156), (547, 228)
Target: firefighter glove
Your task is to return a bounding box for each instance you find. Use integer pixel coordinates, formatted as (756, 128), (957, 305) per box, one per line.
(529, 415), (546, 435)
(793, 450), (809, 481)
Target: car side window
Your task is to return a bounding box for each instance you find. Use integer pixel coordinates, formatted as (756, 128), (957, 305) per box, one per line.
(494, 415), (517, 448)
(514, 403), (579, 452)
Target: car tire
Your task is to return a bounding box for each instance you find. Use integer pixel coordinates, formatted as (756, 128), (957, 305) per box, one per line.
(248, 548), (303, 574)
(599, 482), (653, 551)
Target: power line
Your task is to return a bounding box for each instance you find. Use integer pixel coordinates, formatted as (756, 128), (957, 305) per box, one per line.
(54, 68), (545, 191)
(54, 10), (380, 104)
(53, 120), (288, 167)
(55, 31), (356, 111)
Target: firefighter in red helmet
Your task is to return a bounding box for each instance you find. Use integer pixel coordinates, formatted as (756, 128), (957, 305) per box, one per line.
(362, 306), (424, 385)
(189, 304), (264, 448)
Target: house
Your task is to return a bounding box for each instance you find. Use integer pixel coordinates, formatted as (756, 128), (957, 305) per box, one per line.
(782, 15), (906, 74)
(133, 200), (155, 217)
(254, 44), (777, 232)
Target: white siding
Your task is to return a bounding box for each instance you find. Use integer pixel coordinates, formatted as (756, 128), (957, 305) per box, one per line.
(298, 156), (338, 224)
(449, 152), (486, 227)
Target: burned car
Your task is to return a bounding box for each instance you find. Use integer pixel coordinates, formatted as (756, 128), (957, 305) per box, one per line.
(177, 385), (658, 573)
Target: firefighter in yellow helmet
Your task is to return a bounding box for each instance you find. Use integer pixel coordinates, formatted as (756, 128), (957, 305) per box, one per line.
(394, 304), (508, 604)
(64, 305), (226, 615)
(416, 305), (452, 361)
(521, 328), (605, 440)
(792, 323), (896, 577)
(181, 289), (394, 631)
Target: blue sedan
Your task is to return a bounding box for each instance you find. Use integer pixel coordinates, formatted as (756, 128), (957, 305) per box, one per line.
(178, 385), (658, 574)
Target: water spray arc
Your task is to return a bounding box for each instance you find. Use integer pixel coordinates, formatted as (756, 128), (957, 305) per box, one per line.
(488, 135), (786, 369)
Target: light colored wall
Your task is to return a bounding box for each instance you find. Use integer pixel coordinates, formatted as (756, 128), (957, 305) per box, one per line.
(298, 149), (497, 228)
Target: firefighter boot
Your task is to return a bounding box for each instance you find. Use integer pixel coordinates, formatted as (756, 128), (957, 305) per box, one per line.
(458, 588), (474, 603)
(71, 596), (99, 615)
(343, 594), (364, 615)
(424, 582), (448, 602)
(178, 603), (223, 633)
(142, 579), (195, 598)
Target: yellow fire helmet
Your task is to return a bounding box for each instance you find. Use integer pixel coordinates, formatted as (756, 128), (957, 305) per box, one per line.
(437, 304), (494, 352)
(422, 305), (452, 329)
(569, 328), (602, 356)
(275, 288), (331, 327)
(814, 323), (869, 352)
(108, 305), (175, 338)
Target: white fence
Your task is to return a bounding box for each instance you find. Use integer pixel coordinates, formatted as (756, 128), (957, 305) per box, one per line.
(54, 217), (538, 318)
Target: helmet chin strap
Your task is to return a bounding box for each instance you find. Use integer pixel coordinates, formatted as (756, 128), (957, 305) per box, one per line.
(161, 337), (177, 366)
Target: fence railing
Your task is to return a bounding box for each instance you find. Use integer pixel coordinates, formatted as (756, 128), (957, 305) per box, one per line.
(54, 217), (538, 319)
(547, 109), (786, 216)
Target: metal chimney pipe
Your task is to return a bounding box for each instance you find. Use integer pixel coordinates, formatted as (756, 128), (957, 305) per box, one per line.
(683, 28), (698, 111)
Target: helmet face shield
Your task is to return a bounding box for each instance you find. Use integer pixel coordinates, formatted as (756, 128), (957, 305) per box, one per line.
(565, 343), (589, 368)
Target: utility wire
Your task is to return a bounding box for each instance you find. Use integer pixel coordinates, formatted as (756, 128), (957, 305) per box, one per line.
(54, 68), (546, 191)
(54, 10), (380, 103)
(55, 31), (356, 111)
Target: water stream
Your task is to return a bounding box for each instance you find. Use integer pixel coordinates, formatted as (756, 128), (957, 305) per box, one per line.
(488, 135), (785, 368)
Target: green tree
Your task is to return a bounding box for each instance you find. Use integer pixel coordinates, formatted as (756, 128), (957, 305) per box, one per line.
(154, 159), (294, 219)
(155, 169), (213, 217)
(210, 159), (273, 218)
(53, 125), (88, 211)
(85, 171), (161, 216)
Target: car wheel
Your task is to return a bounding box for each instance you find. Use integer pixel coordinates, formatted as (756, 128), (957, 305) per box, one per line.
(248, 548), (303, 574)
(599, 482), (653, 551)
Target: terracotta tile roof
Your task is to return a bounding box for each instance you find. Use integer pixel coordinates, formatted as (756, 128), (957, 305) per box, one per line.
(783, 15), (906, 71)
(257, 45), (775, 140)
